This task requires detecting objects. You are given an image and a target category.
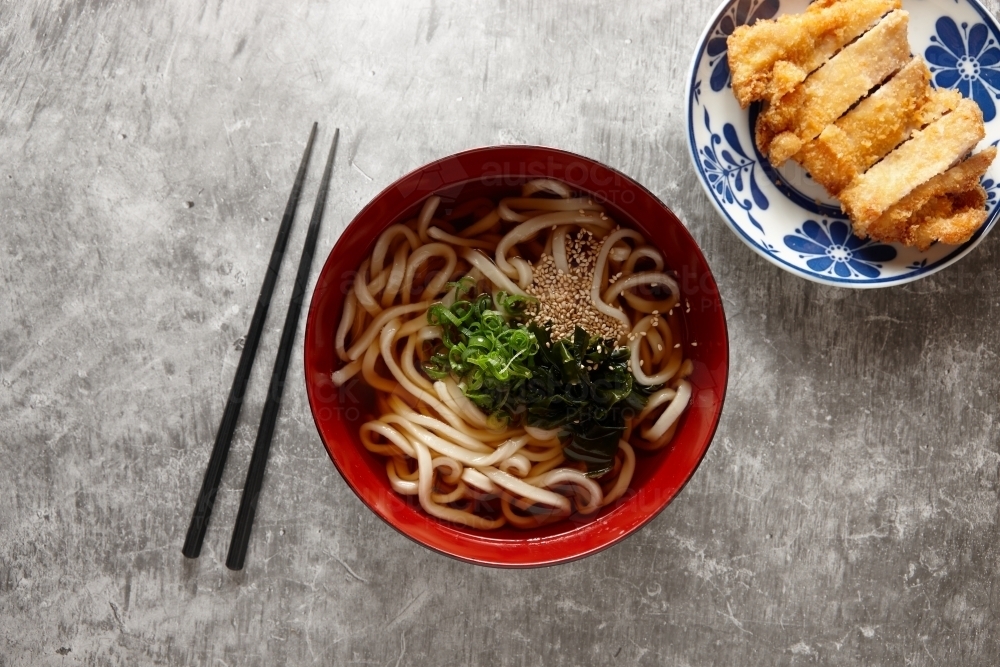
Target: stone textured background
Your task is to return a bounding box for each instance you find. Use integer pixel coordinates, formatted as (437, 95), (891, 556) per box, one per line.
(3, 0), (1000, 665)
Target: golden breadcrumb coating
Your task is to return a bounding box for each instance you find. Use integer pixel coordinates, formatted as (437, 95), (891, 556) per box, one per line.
(839, 99), (986, 233)
(727, 0), (900, 108)
(864, 148), (996, 249)
(796, 59), (961, 195)
(756, 10), (911, 165)
(905, 197), (988, 250)
(724, 0), (996, 249)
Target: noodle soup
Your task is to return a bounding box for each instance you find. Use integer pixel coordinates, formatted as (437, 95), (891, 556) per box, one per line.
(330, 179), (695, 531)
(305, 146), (727, 565)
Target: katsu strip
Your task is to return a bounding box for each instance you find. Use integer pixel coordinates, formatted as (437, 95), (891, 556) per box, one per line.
(839, 99), (987, 232)
(864, 148), (996, 248)
(756, 9), (912, 165)
(728, 0), (900, 108)
(796, 59), (964, 195)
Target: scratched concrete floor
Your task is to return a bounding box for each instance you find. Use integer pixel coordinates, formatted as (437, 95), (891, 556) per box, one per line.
(3, 0), (1000, 665)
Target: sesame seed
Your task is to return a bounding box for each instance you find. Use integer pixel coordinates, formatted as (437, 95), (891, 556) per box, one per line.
(525, 229), (629, 342)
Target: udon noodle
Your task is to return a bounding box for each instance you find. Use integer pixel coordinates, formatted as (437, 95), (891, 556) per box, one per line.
(332, 179), (692, 530)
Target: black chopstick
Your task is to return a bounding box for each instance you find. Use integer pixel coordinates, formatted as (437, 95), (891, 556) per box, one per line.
(182, 123), (318, 559)
(225, 128), (340, 571)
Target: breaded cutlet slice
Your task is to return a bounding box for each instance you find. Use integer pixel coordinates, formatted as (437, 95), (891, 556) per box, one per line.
(905, 191), (989, 250)
(756, 10), (912, 165)
(797, 60), (964, 195)
(727, 0), (901, 108)
(861, 147), (996, 248)
(839, 99), (987, 234)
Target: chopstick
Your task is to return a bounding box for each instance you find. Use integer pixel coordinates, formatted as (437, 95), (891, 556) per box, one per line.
(225, 128), (340, 571)
(182, 123), (318, 559)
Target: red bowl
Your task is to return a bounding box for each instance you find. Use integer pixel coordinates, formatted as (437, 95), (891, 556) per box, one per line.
(304, 146), (728, 567)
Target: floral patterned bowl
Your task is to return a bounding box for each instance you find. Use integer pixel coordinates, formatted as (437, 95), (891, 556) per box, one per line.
(685, 0), (1000, 287)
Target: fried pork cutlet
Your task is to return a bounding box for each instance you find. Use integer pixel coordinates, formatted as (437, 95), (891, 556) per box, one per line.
(724, 0), (996, 250)
(864, 147), (997, 249)
(906, 194), (989, 250)
(727, 0), (900, 108)
(756, 9), (911, 165)
(839, 99), (987, 233)
(797, 58), (963, 195)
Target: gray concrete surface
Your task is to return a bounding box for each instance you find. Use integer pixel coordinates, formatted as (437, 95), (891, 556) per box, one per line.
(3, 0), (1000, 665)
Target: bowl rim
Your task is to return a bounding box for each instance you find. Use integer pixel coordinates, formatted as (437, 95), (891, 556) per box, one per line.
(304, 144), (729, 567)
(684, 0), (1000, 289)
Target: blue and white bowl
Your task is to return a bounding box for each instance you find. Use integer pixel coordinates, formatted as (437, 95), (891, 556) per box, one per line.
(686, 0), (1000, 287)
